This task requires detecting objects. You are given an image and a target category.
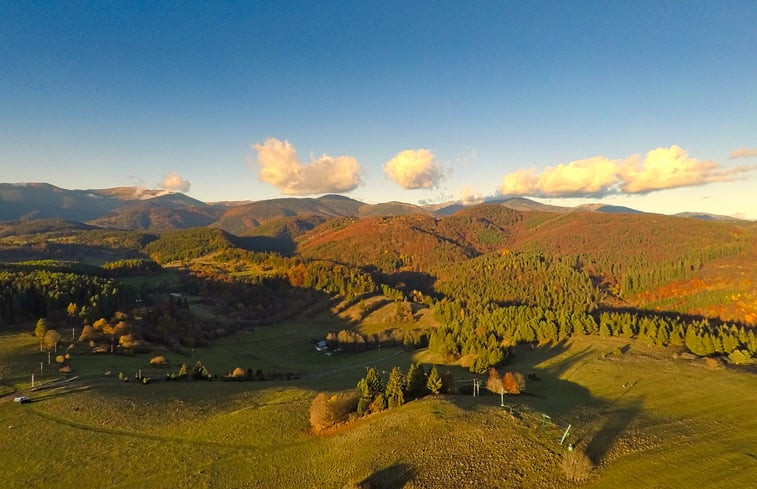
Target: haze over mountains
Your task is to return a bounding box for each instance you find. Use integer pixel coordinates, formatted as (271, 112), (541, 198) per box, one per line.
(0, 182), (748, 235)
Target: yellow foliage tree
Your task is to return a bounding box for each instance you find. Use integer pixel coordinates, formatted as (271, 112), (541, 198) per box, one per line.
(149, 355), (167, 367)
(118, 334), (140, 349)
(43, 329), (62, 351)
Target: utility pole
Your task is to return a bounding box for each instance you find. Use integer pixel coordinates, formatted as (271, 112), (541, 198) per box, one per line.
(500, 388), (505, 406)
(40, 362), (43, 373)
(72, 327), (75, 341)
(48, 351), (51, 365)
(31, 373), (35, 388)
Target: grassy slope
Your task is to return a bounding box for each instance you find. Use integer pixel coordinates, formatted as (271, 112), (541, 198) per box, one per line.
(1, 322), (755, 488)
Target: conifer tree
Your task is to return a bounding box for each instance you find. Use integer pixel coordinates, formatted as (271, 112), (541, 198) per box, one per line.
(405, 363), (427, 399)
(426, 366), (443, 395)
(385, 366), (405, 408)
(356, 367), (384, 414)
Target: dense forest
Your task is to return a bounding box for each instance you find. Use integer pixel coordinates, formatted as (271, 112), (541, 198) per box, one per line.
(1, 204), (755, 368)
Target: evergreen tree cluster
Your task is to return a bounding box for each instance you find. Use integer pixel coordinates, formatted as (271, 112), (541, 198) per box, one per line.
(355, 365), (450, 416)
(145, 227), (236, 263)
(102, 258), (162, 275)
(432, 252), (599, 314)
(0, 269), (128, 324)
(429, 301), (757, 366)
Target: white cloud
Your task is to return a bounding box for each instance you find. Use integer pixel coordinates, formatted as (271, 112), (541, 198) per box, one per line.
(384, 149), (444, 189)
(620, 145), (738, 193)
(729, 148), (757, 159)
(459, 185), (484, 206)
(251, 138), (363, 195)
(158, 172), (191, 193)
(499, 145), (755, 198)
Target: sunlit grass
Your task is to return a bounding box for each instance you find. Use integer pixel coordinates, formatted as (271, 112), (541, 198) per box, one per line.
(1, 328), (755, 488)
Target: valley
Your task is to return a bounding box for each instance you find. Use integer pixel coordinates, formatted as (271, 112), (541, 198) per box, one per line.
(1, 189), (756, 488)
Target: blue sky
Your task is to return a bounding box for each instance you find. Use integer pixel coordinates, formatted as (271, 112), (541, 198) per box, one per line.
(2, 1), (756, 218)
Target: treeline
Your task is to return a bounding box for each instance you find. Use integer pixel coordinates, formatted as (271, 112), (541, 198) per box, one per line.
(429, 301), (757, 370)
(209, 247), (410, 304)
(0, 269), (129, 324)
(324, 328), (428, 351)
(102, 258), (162, 275)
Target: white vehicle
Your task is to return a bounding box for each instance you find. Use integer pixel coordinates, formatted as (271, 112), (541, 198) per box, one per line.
(13, 396), (31, 404)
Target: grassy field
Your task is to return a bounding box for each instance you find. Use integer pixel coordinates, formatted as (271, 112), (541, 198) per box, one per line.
(1, 319), (755, 488)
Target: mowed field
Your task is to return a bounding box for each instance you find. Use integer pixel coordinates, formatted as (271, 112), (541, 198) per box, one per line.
(1, 315), (755, 489)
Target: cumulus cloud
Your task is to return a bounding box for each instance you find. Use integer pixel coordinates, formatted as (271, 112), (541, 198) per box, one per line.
(384, 149), (444, 189)
(619, 145), (743, 193)
(729, 148), (757, 159)
(251, 138), (363, 195)
(499, 145), (755, 198)
(158, 172), (191, 193)
(459, 185), (484, 206)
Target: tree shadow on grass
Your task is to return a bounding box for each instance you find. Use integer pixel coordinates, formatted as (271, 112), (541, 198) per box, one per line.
(583, 397), (643, 465)
(359, 462), (415, 489)
(495, 340), (602, 416)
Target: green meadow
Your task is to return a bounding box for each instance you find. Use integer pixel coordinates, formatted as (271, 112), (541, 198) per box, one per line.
(1, 314), (755, 489)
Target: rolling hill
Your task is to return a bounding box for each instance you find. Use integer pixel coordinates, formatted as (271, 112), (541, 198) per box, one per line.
(1, 183), (750, 235)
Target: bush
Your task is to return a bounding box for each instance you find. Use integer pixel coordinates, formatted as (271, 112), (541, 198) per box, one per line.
(149, 355), (168, 367)
(229, 367), (247, 380)
(309, 392), (359, 432)
(503, 371), (526, 394)
(369, 393), (387, 413)
(561, 448), (593, 482)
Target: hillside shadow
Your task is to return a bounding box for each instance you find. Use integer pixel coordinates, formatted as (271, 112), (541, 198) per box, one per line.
(234, 236), (295, 256)
(378, 271), (437, 295)
(0, 242), (144, 264)
(601, 305), (755, 329)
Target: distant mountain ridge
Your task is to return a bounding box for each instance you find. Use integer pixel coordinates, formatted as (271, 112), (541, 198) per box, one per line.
(0, 182), (750, 234)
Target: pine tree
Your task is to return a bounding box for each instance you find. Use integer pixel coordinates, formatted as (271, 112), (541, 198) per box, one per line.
(364, 367), (383, 397)
(405, 363), (427, 399)
(177, 363), (188, 379)
(656, 325), (670, 347)
(426, 366), (443, 395)
(385, 366), (405, 408)
(356, 367), (385, 415)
